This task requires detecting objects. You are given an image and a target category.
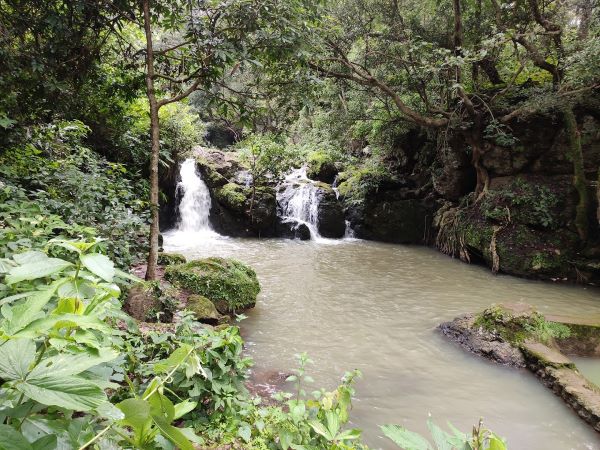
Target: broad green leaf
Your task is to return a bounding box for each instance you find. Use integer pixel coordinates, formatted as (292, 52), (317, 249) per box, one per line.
(381, 424), (433, 450)
(52, 297), (84, 315)
(488, 435), (507, 450)
(16, 375), (107, 411)
(13, 251), (48, 265)
(114, 268), (142, 282)
(326, 411), (340, 439)
(173, 399), (197, 420)
(309, 420), (333, 440)
(148, 391), (175, 423)
(28, 348), (118, 379)
(80, 254), (114, 282)
(13, 314), (110, 338)
(117, 398), (152, 432)
(0, 338), (36, 380)
(0, 424), (33, 450)
(5, 280), (64, 334)
(151, 413), (195, 450)
(30, 434), (57, 450)
(153, 344), (193, 374)
(427, 419), (452, 450)
(5, 258), (72, 284)
(238, 424), (251, 443)
(336, 428), (362, 441)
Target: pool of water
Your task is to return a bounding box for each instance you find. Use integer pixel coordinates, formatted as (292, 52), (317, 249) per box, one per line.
(164, 231), (600, 449)
(573, 357), (600, 387)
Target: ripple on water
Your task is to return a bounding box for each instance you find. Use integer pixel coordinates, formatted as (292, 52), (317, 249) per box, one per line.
(164, 232), (600, 450)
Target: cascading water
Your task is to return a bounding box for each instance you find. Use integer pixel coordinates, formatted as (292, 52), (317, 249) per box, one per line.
(277, 168), (323, 239)
(175, 158), (214, 233)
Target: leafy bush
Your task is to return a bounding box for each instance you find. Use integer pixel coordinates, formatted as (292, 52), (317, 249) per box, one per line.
(0, 120), (149, 266)
(337, 158), (396, 204)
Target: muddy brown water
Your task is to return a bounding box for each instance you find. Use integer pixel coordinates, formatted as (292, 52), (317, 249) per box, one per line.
(164, 231), (600, 449)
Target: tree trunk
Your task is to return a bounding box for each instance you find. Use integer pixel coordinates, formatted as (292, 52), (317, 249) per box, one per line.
(143, 0), (160, 281)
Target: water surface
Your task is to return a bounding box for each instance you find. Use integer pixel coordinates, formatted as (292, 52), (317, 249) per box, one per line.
(165, 232), (600, 449)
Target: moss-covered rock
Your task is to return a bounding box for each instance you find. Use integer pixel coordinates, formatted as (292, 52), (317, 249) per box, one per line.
(157, 252), (187, 266)
(186, 294), (224, 324)
(124, 281), (177, 323)
(214, 183), (247, 210)
(164, 257), (260, 313)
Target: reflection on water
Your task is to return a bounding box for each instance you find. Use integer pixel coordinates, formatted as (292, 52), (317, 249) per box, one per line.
(164, 231), (600, 449)
(573, 357), (600, 387)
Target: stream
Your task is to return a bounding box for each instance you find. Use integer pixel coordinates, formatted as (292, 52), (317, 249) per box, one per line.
(164, 159), (600, 449)
(164, 232), (600, 450)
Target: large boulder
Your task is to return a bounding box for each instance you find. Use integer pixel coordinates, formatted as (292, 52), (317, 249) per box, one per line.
(275, 218), (311, 240)
(164, 257), (260, 313)
(347, 192), (436, 244)
(315, 184), (345, 238)
(186, 294), (224, 324)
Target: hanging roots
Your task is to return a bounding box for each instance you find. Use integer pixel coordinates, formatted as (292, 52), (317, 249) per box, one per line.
(489, 225), (501, 274)
(435, 206), (470, 262)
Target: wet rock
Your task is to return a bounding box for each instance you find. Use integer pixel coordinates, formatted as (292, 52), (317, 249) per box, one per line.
(186, 294), (225, 324)
(275, 218), (311, 240)
(307, 160), (338, 184)
(316, 185), (345, 238)
(347, 195), (435, 244)
(439, 313), (526, 367)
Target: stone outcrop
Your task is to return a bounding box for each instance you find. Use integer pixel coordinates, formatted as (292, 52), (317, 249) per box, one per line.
(441, 303), (600, 433)
(315, 184), (345, 238)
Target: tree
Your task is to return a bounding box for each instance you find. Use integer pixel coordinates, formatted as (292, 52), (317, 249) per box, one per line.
(138, 0), (320, 280)
(308, 0), (599, 197)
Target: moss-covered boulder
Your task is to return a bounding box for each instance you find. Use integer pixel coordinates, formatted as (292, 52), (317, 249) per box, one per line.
(157, 252), (187, 266)
(124, 281), (177, 323)
(186, 295), (224, 324)
(164, 257), (260, 313)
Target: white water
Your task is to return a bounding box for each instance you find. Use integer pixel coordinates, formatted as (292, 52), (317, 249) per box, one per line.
(277, 168), (323, 239)
(172, 158), (219, 242)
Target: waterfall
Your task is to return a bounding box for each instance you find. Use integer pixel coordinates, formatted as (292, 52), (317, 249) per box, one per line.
(176, 158), (213, 232)
(277, 168), (323, 239)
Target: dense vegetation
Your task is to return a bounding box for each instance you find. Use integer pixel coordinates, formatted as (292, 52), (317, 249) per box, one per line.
(1, 0), (599, 448)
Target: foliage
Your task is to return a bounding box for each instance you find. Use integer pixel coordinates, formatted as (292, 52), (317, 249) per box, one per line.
(337, 158), (396, 204)
(164, 257), (261, 313)
(479, 179), (560, 229)
(382, 418), (507, 450)
(157, 252), (187, 266)
(0, 120), (149, 267)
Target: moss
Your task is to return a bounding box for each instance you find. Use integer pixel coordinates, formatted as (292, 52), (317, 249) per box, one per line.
(157, 252), (187, 266)
(186, 294), (223, 323)
(474, 304), (571, 346)
(125, 280), (177, 323)
(215, 183), (248, 210)
(164, 257), (260, 313)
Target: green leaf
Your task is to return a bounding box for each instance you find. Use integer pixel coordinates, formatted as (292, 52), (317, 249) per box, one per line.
(5, 280), (64, 333)
(12, 314), (110, 338)
(153, 344), (193, 374)
(0, 425), (33, 450)
(336, 428), (362, 441)
(28, 348), (118, 379)
(487, 435), (507, 450)
(0, 339), (36, 380)
(16, 375), (107, 411)
(80, 253), (114, 282)
(381, 424), (433, 450)
(117, 398), (152, 432)
(151, 413), (195, 450)
(238, 424), (251, 443)
(114, 268), (142, 282)
(5, 258), (72, 284)
(309, 420), (334, 441)
(427, 419), (452, 450)
(173, 399), (197, 420)
(13, 251), (48, 265)
(30, 434), (57, 450)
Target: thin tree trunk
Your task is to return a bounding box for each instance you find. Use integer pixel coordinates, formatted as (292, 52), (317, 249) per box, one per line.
(143, 0), (160, 280)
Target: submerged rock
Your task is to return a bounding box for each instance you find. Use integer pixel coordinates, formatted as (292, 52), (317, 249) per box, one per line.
(164, 257), (260, 313)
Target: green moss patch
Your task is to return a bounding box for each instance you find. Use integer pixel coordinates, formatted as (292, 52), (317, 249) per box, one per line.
(157, 252), (187, 266)
(186, 294), (224, 324)
(215, 183), (248, 211)
(164, 257), (260, 313)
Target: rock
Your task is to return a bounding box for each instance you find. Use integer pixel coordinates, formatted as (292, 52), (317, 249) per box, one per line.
(432, 138), (476, 201)
(124, 281), (176, 323)
(157, 252), (186, 266)
(439, 313), (526, 367)
(307, 159), (338, 184)
(205, 122), (240, 148)
(316, 185), (345, 238)
(186, 294), (224, 324)
(210, 183), (277, 237)
(164, 257), (260, 313)
(275, 218), (311, 240)
(348, 195), (435, 244)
